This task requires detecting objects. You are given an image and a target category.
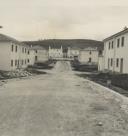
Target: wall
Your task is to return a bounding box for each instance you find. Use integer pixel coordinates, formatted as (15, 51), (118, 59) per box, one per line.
(19, 45), (29, 69)
(35, 49), (48, 62)
(98, 56), (104, 71)
(28, 50), (35, 65)
(0, 42), (10, 71)
(79, 50), (98, 64)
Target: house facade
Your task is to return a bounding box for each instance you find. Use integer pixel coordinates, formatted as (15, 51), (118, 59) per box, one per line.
(79, 47), (99, 64)
(29, 46), (49, 63)
(27, 48), (35, 66)
(0, 34), (30, 71)
(103, 28), (128, 73)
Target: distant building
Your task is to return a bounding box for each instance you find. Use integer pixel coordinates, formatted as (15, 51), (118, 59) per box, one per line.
(103, 28), (128, 73)
(30, 45), (49, 63)
(67, 47), (80, 59)
(79, 47), (99, 64)
(0, 34), (30, 71)
(48, 46), (63, 59)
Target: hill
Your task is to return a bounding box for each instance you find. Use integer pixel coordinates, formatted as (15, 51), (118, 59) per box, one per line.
(24, 39), (104, 50)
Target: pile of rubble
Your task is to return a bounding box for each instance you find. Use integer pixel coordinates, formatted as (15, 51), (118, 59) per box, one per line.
(0, 70), (32, 79)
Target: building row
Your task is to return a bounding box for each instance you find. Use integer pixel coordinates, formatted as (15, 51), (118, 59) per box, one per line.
(4, 30), (128, 74)
(0, 33), (101, 71)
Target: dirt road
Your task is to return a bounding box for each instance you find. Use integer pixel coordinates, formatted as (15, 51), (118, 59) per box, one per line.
(0, 61), (128, 136)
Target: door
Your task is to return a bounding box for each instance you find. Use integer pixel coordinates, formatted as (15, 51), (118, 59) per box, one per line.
(120, 58), (123, 73)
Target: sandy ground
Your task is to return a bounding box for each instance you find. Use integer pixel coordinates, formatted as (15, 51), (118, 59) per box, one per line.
(0, 61), (128, 136)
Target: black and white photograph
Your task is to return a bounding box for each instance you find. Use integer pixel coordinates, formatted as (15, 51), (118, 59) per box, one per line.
(0, 0), (128, 135)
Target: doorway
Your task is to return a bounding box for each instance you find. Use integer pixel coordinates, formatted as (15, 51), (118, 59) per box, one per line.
(120, 58), (123, 73)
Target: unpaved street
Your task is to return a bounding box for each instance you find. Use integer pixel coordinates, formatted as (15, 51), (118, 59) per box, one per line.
(0, 61), (128, 136)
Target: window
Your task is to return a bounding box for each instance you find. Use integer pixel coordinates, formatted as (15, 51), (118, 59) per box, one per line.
(120, 58), (123, 73)
(111, 58), (113, 66)
(35, 50), (38, 53)
(121, 37), (125, 47)
(111, 41), (114, 49)
(28, 59), (30, 63)
(15, 60), (17, 66)
(17, 60), (19, 66)
(89, 51), (92, 55)
(89, 57), (92, 62)
(11, 44), (14, 52)
(22, 60), (24, 65)
(109, 42), (111, 49)
(35, 56), (38, 61)
(15, 46), (17, 52)
(108, 58), (110, 69)
(25, 60), (26, 64)
(11, 60), (13, 66)
(28, 51), (30, 55)
(99, 50), (102, 55)
(117, 38), (120, 48)
(116, 58), (119, 67)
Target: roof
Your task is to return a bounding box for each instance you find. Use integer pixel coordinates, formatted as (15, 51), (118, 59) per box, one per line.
(103, 28), (128, 42)
(50, 45), (62, 49)
(29, 45), (47, 50)
(0, 34), (20, 44)
(0, 34), (27, 46)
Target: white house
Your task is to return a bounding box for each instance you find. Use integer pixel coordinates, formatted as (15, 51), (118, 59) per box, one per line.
(29, 45), (49, 63)
(0, 34), (30, 71)
(103, 28), (128, 73)
(79, 47), (99, 64)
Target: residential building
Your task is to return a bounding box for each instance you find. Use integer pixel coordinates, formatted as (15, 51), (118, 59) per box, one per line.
(0, 34), (29, 71)
(30, 45), (49, 63)
(103, 28), (128, 73)
(79, 47), (99, 64)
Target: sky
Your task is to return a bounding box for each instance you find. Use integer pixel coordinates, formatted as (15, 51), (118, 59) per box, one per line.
(0, 0), (128, 41)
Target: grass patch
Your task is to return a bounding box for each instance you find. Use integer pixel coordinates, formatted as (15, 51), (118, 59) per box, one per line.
(26, 68), (46, 75)
(78, 72), (128, 96)
(29, 60), (56, 69)
(71, 60), (98, 72)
